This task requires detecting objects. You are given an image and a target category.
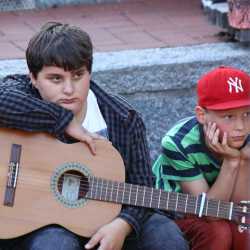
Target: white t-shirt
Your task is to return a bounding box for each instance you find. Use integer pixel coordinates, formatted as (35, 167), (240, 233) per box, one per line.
(82, 89), (108, 138)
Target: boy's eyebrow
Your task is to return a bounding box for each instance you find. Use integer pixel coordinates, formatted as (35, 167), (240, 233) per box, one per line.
(45, 73), (63, 77)
(72, 67), (86, 74)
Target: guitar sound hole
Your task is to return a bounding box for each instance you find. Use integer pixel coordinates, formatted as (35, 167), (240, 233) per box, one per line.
(57, 170), (89, 201)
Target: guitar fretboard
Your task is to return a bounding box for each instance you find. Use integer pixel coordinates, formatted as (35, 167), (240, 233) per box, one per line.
(85, 176), (236, 220)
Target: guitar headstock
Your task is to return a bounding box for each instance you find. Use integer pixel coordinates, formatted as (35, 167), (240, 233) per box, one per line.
(233, 200), (250, 232)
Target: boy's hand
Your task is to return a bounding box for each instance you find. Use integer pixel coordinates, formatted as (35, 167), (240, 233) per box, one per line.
(240, 142), (250, 161)
(85, 218), (132, 250)
(204, 122), (240, 160)
(65, 117), (105, 155)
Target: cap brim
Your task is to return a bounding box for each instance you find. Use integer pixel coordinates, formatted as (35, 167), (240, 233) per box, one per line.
(206, 99), (250, 110)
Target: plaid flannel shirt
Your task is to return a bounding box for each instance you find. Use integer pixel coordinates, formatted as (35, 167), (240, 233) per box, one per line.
(0, 74), (153, 235)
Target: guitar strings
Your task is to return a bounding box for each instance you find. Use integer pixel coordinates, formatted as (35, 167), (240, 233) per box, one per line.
(13, 175), (249, 216)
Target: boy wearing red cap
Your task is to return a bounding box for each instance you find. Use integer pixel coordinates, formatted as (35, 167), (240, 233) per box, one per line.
(153, 66), (250, 250)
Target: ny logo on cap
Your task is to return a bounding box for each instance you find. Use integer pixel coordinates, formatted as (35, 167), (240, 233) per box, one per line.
(227, 77), (244, 93)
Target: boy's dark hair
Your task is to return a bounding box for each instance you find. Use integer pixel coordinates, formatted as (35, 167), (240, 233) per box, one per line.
(26, 22), (93, 78)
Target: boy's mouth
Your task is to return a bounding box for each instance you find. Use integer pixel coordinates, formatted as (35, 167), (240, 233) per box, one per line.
(231, 136), (246, 142)
(59, 98), (78, 104)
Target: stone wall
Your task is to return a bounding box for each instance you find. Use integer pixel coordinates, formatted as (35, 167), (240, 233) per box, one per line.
(92, 55), (250, 162)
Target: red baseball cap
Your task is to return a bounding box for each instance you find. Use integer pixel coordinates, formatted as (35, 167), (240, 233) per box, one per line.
(197, 66), (250, 110)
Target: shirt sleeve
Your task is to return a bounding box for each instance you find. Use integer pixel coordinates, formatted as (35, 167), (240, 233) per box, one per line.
(0, 75), (74, 140)
(118, 113), (154, 236)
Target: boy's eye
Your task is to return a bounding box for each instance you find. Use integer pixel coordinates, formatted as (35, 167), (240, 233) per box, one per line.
(72, 72), (84, 80)
(243, 111), (250, 118)
(49, 75), (62, 82)
(53, 76), (61, 81)
(223, 115), (233, 120)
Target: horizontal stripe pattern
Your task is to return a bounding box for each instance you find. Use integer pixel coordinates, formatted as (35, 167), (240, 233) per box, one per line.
(153, 117), (220, 192)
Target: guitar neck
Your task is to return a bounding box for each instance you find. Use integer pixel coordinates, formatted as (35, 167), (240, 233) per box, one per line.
(85, 176), (236, 221)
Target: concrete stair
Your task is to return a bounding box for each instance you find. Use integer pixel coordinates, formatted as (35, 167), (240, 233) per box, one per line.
(1, 42), (250, 161)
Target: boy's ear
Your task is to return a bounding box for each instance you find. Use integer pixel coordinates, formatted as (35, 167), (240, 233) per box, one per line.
(195, 106), (206, 125)
(29, 72), (37, 88)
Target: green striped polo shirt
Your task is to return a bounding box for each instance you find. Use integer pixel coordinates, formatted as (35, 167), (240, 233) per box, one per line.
(152, 116), (221, 193)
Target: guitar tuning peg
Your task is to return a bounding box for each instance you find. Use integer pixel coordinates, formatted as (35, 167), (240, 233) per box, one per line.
(238, 214), (246, 233)
(238, 224), (248, 233)
(238, 200), (250, 233)
(240, 200), (250, 206)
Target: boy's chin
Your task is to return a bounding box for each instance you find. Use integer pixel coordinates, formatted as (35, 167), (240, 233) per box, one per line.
(229, 141), (245, 149)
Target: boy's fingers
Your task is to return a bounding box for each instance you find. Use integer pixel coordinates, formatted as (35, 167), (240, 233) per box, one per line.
(212, 128), (220, 145)
(82, 135), (96, 155)
(221, 132), (227, 146)
(85, 232), (102, 249)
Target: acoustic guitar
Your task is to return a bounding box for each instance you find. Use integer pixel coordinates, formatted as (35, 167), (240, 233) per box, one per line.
(0, 128), (249, 239)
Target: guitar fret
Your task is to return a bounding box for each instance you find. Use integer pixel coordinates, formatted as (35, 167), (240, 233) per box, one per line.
(204, 199), (208, 216)
(184, 194), (188, 213)
(166, 191), (169, 210)
(123, 183), (127, 203)
(229, 202), (233, 220)
(158, 189), (162, 208)
(122, 183), (125, 203)
(217, 200), (220, 217)
(195, 196), (198, 215)
(96, 178), (100, 200)
(150, 188), (153, 207)
(132, 185), (138, 205)
(115, 182), (119, 203)
(90, 177), (94, 199)
(108, 180), (112, 201)
(109, 181), (113, 201)
(104, 180), (108, 201)
(175, 193), (179, 211)
(98, 179), (102, 200)
(94, 178), (98, 200)
(142, 186), (146, 206)
(135, 185), (139, 205)
(95, 178), (99, 200)
(128, 184), (132, 205)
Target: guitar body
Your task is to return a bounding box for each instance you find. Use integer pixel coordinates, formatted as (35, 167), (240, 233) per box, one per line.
(0, 128), (125, 239)
(0, 129), (249, 240)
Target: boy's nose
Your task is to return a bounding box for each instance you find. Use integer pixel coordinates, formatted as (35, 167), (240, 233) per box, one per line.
(235, 118), (244, 130)
(63, 81), (74, 95)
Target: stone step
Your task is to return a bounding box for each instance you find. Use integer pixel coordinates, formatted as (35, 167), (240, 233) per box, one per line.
(0, 42), (249, 160)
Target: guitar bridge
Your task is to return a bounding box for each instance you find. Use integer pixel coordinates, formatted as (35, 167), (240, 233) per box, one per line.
(4, 144), (22, 207)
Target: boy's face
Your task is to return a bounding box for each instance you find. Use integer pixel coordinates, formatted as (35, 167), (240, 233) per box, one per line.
(30, 65), (90, 118)
(197, 106), (250, 149)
